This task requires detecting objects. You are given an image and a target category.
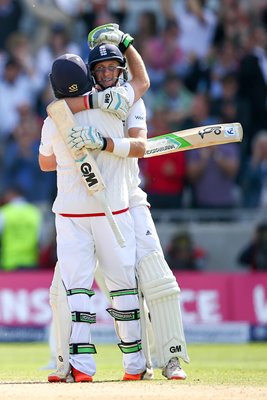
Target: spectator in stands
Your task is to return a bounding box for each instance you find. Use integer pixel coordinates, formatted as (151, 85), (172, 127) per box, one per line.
(238, 25), (267, 155)
(212, 0), (250, 50)
(0, 56), (38, 142)
(1, 104), (56, 205)
(151, 71), (194, 132)
(180, 91), (217, 132)
(35, 23), (81, 87)
(184, 93), (240, 209)
(237, 222), (267, 271)
(211, 73), (244, 123)
(161, 0), (218, 61)
(133, 10), (159, 56)
(21, 0), (71, 50)
(78, 0), (128, 31)
(141, 18), (188, 90)
(209, 41), (240, 100)
(0, 0), (23, 52)
(141, 151), (186, 210)
(186, 142), (241, 209)
(141, 108), (186, 209)
(0, 186), (42, 271)
(166, 230), (207, 271)
(241, 130), (267, 208)
(5, 31), (44, 93)
(211, 73), (250, 166)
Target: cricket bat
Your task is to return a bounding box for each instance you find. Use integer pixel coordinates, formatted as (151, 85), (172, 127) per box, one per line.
(144, 123), (243, 157)
(47, 99), (126, 248)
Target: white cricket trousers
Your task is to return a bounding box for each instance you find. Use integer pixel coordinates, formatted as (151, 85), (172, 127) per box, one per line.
(55, 211), (146, 376)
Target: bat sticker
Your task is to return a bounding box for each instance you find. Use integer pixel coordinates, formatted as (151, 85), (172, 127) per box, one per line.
(224, 126), (237, 137)
(198, 126), (222, 139)
(80, 162), (99, 188)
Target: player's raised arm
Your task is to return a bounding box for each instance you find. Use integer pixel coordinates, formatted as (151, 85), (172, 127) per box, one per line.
(88, 23), (150, 101)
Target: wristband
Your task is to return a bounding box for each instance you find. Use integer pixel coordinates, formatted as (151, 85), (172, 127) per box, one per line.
(88, 93), (97, 109)
(118, 34), (134, 54)
(113, 138), (130, 158)
(101, 137), (107, 151)
(83, 95), (89, 110)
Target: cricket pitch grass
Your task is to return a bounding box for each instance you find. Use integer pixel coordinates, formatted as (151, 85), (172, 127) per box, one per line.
(1, 342), (267, 400)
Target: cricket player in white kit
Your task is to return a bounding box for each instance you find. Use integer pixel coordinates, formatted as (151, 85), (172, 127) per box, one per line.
(75, 27), (190, 379)
(44, 25), (189, 382)
(84, 39), (190, 379)
(39, 52), (149, 382)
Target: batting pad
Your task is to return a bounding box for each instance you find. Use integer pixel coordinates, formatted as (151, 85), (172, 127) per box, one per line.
(138, 287), (158, 370)
(50, 264), (72, 377)
(137, 252), (190, 367)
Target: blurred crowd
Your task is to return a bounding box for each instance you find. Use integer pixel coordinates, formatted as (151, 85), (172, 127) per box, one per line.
(0, 0), (267, 271)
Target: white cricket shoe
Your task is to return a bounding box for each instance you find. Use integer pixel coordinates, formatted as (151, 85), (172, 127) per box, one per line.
(162, 357), (187, 380)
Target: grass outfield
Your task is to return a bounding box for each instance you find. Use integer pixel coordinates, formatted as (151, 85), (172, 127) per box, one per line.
(1, 342), (267, 385)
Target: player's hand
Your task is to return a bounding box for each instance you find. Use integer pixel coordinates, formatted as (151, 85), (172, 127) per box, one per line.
(68, 126), (106, 152)
(88, 23), (134, 53)
(89, 87), (130, 120)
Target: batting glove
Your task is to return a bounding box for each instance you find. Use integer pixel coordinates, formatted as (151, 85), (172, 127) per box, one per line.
(88, 87), (130, 120)
(88, 23), (134, 54)
(68, 126), (107, 152)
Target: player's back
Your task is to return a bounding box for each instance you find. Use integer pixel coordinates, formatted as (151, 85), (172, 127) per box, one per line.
(43, 108), (129, 214)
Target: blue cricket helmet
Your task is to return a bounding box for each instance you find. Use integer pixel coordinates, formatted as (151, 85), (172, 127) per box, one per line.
(88, 43), (125, 72)
(49, 53), (92, 99)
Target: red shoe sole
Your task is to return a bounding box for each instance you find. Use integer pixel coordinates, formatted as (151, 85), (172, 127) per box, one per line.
(48, 376), (66, 383)
(123, 372), (143, 381)
(72, 367), (93, 383)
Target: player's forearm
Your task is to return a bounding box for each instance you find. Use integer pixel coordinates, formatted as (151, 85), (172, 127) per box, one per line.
(104, 137), (146, 158)
(38, 153), (57, 171)
(125, 46), (150, 102)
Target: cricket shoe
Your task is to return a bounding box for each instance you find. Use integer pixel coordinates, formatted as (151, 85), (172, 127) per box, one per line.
(48, 365), (73, 383)
(71, 366), (93, 382)
(162, 357), (187, 380)
(123, 367), (154, 381)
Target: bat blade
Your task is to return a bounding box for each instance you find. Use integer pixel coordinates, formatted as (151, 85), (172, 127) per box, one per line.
(47, 99), (126, 248)
(144, 123), (243, 158)
(47, 100), (105, 194)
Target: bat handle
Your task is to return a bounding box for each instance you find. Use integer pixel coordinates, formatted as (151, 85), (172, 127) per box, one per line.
(94, 191), (126, 248)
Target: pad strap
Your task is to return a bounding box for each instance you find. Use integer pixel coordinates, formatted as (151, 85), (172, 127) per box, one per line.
(71, 311), (96, 324)
(69, 343), (96, 354)
(66, 288), (95, 297)
(109, 288), (138, 298)
(118, 340), (142, 354)
(106, 307), (140, 321)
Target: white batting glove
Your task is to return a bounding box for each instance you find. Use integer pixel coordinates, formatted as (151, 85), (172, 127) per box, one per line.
(88, 23), (134, 53)
(89, 87), (130, 120)
(68, 126), (107, 152)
